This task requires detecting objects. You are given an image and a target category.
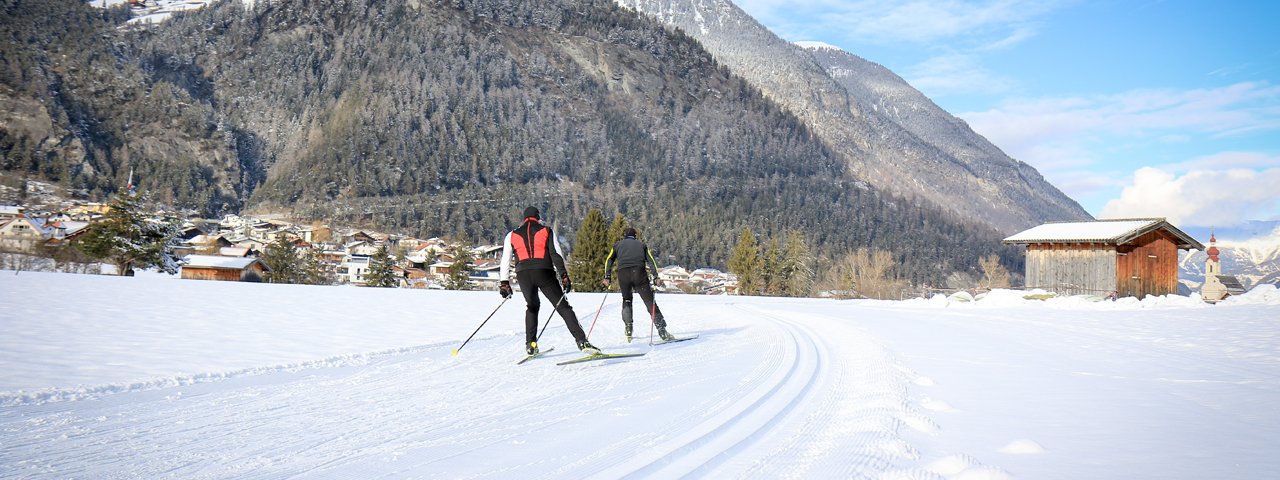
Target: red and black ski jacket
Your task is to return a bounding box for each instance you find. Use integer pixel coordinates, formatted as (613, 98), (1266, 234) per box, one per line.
(500, 218), (568, 279)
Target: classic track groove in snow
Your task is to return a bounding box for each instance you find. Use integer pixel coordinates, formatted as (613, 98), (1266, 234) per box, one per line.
(2, 273), (1278, 478)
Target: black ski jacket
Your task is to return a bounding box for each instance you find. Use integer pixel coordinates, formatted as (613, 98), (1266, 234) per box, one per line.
(604, 236), (660, 279)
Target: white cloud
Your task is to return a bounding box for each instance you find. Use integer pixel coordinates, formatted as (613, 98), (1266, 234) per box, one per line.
(830, 0), (1060, 45)
(958, 82), (1280, 183)
(737, 0), (1065, 45)
(1165, 152), (1280, 173)
(1099, 167), (1280, 227)
(906, 53), (1013, 97)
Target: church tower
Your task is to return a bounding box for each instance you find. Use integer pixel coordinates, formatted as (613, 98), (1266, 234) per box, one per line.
(1201, 230), (1243, 302)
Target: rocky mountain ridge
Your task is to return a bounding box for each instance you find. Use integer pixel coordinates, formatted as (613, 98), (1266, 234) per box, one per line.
(616, 0), (1092, 234)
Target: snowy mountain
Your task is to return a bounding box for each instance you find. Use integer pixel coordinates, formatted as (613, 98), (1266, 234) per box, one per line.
(615, 0), (1091, 234)
(3, 270), (1279, 478)
(1180, 221), (1280, 289)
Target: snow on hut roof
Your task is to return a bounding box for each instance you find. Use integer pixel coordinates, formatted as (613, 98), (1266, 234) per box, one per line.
(182, 255), (260, 269)
(1003, 218), (1204, 250)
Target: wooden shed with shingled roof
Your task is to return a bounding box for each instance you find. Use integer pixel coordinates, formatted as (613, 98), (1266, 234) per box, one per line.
(1003, 218), (1203, 299)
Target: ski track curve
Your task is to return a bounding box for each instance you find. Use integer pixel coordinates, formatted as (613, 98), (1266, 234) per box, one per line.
(1, 298), (939, 479)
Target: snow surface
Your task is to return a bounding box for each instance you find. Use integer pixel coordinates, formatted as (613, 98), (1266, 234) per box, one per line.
(182, 254), (259, 269)
(3, 271), (1279, 478)
(795, 41), (842, 52)
(1003, 218), (1164, 244)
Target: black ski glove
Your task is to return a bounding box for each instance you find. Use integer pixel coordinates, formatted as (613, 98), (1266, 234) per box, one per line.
(499, 280), (512, 299)
(560, 275), (573, 293)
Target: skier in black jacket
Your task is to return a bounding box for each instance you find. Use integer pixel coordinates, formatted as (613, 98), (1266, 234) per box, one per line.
(602, 227), (674, 342)
(499, 206), (599, 355)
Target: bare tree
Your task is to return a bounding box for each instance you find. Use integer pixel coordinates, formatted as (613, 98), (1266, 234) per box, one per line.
(979, 255), (1010, 289)
(823, 248), (905, 299)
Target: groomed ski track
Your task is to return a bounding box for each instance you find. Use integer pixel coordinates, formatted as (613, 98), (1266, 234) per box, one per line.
(3, 296), (934, 479)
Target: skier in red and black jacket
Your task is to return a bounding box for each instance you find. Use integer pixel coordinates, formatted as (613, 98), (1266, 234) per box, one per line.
(603, 227), (674, 342)
(499, 206), (599, 356)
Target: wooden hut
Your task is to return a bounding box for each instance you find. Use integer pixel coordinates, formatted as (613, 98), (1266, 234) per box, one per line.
(1003, 218), (1203, 298)
(180, 254), (268, 282)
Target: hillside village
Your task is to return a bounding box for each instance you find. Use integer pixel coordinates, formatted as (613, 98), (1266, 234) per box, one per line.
(0, 195), (739, 293)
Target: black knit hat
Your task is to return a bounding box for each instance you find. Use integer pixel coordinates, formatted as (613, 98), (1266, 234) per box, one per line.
(523, 206), (540, 220)
(623, 227), (637, 238)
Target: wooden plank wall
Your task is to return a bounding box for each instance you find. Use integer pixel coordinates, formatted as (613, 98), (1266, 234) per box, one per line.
(1115, 230), (1179, 298)
(1025, 243), (1117, 295)
(181, 267), (243, 282)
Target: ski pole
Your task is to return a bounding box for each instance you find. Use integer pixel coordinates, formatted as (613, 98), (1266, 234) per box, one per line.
(452, 297), (509, 355)
(648, 299), (657, 345)
(535, 292), (569, 343)
(586, 292), (609, 337)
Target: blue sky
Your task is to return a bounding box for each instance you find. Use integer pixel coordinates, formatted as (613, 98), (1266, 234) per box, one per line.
(734, 0), (1280, 228)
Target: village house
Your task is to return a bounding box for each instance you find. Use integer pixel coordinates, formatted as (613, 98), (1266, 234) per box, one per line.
(180, 254), (268, 282)
(1003, 218), (1203, 299)
(64, 203), (109, 221)
(0, 213), (51, 252)
(0, 205), (23, 221)
(392, 265), (431, 288)
(657, 266), (691, 285)
(336, 254), (371, 285)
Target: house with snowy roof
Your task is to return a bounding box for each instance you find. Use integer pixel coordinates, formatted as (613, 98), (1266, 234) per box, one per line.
(0, 205), (23, 220)
(1003, 218), (1203, 299)
(0, 214), (51, 251)
(180, 254), (268, 282)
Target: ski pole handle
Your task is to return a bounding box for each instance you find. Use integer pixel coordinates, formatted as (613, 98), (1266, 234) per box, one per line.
(453, 297), (508, 355)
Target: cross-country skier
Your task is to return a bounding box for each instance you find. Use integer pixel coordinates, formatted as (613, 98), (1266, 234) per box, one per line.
(602, 227), (674, 342)
(499, 206), (599, 356)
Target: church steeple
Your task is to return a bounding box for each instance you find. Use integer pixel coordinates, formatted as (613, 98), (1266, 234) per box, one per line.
(1206, 228), (1220, 262)
(1205, 229), (1221, 280)
(1205, 228), (1221, 277)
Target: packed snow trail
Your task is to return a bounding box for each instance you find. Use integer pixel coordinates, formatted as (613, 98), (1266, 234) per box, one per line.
(4, 273), (1280, 478)
(0, 279), (930, 479)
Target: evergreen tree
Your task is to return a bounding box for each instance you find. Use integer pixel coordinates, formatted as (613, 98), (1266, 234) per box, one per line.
(727, 227), (762, 295)
(781, 230), (814, 297)
(569, 208), (609, 292)
(363, 245), (399, 287)
(443, 242), (475, 290)
(761, 238), (783, 296)
(75, 192), (181, 275)
(261, 236), (303, 284)
(301, 246), (334, 286)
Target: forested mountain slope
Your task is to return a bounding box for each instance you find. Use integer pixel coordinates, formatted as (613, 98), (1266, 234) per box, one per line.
(0, 0), (1016, 281)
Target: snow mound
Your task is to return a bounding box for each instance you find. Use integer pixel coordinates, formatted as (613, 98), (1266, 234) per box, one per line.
(925, 454), (1012, 480)
(997, 438), (1045, 455)
(1219, 284), (1280, 306)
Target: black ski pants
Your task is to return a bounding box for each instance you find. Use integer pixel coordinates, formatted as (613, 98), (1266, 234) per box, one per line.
(618, 266), (665, 328)
(516, 268), (587, 345)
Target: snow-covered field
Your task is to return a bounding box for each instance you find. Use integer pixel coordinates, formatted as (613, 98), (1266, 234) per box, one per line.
(2, 271), (1279, 479)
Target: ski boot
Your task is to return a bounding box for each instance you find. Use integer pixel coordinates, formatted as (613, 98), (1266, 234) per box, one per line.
(526, 341), (539, 356)
(657, 327), (676, 342)
(624, 323), (633, 343)
(577, 340), (601, 355)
